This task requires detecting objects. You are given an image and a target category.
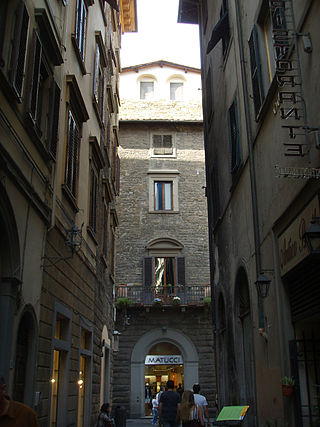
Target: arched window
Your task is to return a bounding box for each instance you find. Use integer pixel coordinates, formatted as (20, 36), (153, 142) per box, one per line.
(144, 238), (185, 292)
(168, 75), (185, 101)
(139, 75), (156, 99)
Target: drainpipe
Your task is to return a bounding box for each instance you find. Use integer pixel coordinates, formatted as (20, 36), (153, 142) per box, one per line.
(234, 0), (264, 331)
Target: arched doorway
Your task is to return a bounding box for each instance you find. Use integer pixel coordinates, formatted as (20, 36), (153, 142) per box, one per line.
(234, 267), (256, 424)
(130, 328), (198, 418)
(13, 308), (38, 406)
(144, 342), (183, 415)
(0, 184), (21, 382)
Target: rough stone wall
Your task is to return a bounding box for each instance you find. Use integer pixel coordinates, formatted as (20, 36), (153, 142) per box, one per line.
(113, 307), (216, 418)
(116, 121), (210, 286)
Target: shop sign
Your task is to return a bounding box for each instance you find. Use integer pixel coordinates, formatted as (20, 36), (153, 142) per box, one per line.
(269, 0), (319, 167)
(145, 355), (183, 365)
(278, 195), (319, 276)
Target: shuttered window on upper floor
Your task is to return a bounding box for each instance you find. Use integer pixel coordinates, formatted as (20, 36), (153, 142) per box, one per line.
(227, 98), (241, 175)
(143, 256), (186, 288)
(9, 1), (29, 100)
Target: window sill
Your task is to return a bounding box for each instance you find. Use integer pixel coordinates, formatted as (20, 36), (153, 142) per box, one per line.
(149, 210), (180, 214)
(255, 77), (278, 125)
(101, 253), (108, 269)
(61, 184), (79, 212)
(229, 162), (244, 193)
(93, 98), (105, 129)
(71, 35), (87, 75)
(25, 113), (52, 163)
(87, 226), (98, 245)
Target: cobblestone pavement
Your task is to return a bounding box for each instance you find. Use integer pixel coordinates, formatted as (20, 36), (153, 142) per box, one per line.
(126, 417), (154, 426)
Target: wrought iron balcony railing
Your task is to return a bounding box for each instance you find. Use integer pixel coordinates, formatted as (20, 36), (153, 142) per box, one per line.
(115, 284), (211, 307)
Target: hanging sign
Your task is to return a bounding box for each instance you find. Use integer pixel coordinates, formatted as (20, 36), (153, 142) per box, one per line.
(145, 355), (183, 365)
(278, 195), (319, 276)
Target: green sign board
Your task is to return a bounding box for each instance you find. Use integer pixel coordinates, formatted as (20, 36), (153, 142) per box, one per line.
(216, 406), (249, 421)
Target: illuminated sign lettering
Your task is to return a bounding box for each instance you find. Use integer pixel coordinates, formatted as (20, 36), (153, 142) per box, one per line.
(145, 355), (183, 365)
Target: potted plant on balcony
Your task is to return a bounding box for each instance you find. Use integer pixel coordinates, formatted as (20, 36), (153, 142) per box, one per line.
(172, 296), (181, 305)
(153, 297), (163, 306)
(115, 297), (132, 310)
(281, 376), (295, 396)
(203, 297), (211, 309)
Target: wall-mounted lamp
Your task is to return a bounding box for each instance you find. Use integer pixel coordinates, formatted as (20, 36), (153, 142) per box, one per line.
(304, 217), (320, 254)
(65, 222), (83, 254)
(41, 222), (83, 268)
(255, 273), (271, 299)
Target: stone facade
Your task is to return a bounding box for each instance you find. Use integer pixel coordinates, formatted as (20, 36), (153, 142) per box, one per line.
(0, 1), (136, 426)
(179, 1), (320, 426)
(114, 61), (215, 419)
(117, 121), (209, 286)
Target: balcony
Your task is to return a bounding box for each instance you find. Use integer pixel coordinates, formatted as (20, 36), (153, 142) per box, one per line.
(115, 284), (211, 307)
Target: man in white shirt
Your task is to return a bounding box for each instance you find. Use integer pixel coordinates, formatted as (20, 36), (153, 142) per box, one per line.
(193, 383), (210, 426)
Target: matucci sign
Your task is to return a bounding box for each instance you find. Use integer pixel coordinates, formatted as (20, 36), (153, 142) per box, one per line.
(145, 355), (183, 365)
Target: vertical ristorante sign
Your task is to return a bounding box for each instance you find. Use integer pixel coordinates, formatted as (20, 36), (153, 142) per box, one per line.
(269, 0), (311, 159)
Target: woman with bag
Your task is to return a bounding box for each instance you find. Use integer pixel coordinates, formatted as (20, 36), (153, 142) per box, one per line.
(96, 403), (114, 427)
(177, 390), (204, 427)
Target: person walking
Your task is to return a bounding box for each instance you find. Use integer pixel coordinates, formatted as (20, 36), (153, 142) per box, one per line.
(0, 375), (40, 426)
(156, 386), (165, 406)
(151, 394), (158, 425)
(96, 403), (114, 427)
(192, 384), (210, 426)
(176, 384), (184, 400)
(177, 390), (204, 427)
(158, 380), (180, 427)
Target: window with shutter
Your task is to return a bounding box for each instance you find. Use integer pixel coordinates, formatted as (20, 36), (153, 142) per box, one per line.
(75, 0), (87, 61)
(65, 110), (80, 199)
(143, 257), (154, 288)
(206, 0), (230, 55)
(227, 98), (241, 175)
(93, 33), (107, 126)
(0, 1), (8, 67)
(249, 26), (265, 118)
(177, 256), (186, 287)
(28, 32), (42, 122)
(10, 1), (29, 99)
(47, 81), (61, 159)
(102, 203), (109, 259)
(115, 154), (120, 195)
(89, 164), (98, 234)
(152, 134), (174, 156)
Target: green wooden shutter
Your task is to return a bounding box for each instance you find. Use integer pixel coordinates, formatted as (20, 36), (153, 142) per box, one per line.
(143, 257), (153, 288)
(11, 1), (29, 98)
(28, 31), (42, 121)
(176, 256), (186, 287)
(47, 80), (61, 160)
(248, 26), (264, 118)
(227, 98), (241, 174)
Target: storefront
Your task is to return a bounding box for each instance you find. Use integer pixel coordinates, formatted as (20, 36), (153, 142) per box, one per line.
(144, 343), (184, 415)
(130, 328), (199, 418)
(278, 194), (320, 426)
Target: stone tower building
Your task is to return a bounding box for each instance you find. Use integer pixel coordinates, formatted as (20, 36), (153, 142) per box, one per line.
(114, 60), (216, 418)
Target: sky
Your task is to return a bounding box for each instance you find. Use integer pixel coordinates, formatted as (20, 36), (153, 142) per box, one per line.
(120, 0), (201, 69)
